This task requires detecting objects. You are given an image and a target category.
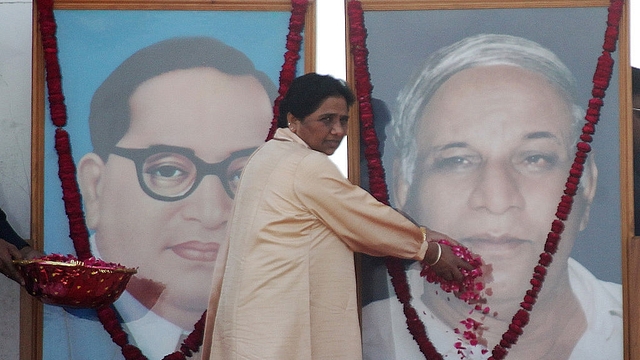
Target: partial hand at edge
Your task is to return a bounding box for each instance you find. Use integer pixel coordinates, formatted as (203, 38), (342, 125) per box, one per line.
(0, 239), (26, 285)
(20, 245), (45, 261)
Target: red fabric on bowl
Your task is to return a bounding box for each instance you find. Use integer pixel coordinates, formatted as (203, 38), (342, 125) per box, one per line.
(14, 254), (137, 308)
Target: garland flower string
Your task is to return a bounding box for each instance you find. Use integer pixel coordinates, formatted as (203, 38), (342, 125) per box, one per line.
(267, 0), (310, 140)
(346, 1), (443, 359)
(488, 0), (623, 358)
(36, 0), (91, 262)
(36, 0), (309, 358)
(346, 0), (624, 359)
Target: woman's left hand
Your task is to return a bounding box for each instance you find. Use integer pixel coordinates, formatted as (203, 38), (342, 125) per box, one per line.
(422, 229), (474, 282)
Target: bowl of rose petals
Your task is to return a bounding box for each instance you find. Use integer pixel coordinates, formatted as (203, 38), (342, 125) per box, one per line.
(13, 253), (137, 309)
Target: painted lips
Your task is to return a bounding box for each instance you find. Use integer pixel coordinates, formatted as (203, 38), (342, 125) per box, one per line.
(463, 236), (529, 259)
(171, 241), (220, 262)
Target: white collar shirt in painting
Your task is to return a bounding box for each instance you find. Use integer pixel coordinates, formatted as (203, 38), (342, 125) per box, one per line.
(362, 258), (622, 360)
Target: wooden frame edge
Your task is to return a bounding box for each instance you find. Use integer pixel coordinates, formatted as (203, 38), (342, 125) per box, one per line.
(619, 2), (635, 359)
(359, 0), (612, 11)
(51, 0), (294, 10)
(22, 2), (45, 359)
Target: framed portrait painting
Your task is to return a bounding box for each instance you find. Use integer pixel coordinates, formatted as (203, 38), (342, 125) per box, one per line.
(351, 1), (631, 359)
(29, 1), (314, 359)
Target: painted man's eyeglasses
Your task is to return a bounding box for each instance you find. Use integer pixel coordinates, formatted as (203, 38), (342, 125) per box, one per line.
(111, 144), (257, 202)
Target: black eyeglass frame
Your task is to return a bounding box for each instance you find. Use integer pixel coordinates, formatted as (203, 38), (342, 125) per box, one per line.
(110, 144), (257, 202)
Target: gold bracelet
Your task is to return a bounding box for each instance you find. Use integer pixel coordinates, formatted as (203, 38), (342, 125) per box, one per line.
(420, 226), (429, 252)
(427, 242), (442, 266)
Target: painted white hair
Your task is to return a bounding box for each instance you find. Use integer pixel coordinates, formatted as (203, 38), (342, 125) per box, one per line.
(391, 33), (585, 187)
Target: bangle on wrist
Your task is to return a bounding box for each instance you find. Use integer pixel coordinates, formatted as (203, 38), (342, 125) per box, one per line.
(426, 242), (442, 266)
(420, 226), (429, 252)
(420, 226), (427, 242)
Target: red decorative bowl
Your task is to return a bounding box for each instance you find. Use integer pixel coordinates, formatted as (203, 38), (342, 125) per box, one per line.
(13, 254), (137, 309)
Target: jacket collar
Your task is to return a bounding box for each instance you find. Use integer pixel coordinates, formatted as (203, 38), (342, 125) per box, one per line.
(273, 127), (310, 149)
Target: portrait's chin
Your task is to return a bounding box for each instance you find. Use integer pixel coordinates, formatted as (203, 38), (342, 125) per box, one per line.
(127, 275), (166, 309)
(127, 275), (210, 313)
(164, 272), (215, 303)
(481, 272), (533, 314)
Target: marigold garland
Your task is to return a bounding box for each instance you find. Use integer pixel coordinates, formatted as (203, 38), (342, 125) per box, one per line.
(36, 0), (310, 359)
(346, 0), (624, 359)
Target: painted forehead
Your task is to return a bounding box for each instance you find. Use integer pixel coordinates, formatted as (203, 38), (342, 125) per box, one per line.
(416, 66), (575, 146)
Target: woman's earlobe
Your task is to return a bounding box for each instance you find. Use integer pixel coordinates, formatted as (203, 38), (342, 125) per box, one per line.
(287, 113), (297, 133)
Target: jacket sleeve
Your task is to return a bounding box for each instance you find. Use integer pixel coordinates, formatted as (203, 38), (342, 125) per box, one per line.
(293, 152), (428, 261)
(0, 207), (29, 249)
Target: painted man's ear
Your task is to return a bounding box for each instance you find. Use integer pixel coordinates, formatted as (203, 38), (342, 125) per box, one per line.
(392, 158), (410, 210)
(77, 153), (106, 230)
(578, 155), (598, 231)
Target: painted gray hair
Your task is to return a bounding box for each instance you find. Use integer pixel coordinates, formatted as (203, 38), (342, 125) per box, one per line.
(391, 33), (584, 187)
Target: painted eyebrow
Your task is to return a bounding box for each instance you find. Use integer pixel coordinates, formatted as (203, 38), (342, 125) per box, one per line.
(416, 142), (468, 159)
(525, 131), (558, 140)
(436, 132), (560, 147)
(438, 142), (468, 151)
(421, 131), (562, 155)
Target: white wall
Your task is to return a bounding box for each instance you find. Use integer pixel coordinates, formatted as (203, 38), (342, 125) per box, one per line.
(317, 0), (348, 175)
(0, 0), (32, 243)
(0, 1), (32, 359)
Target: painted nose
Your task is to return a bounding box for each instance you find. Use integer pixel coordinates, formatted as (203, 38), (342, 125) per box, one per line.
(180, 175), (232, 229)
(468, 161), (524, 214)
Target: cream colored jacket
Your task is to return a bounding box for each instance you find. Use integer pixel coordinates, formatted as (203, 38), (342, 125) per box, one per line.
(202, 128), (428, 360)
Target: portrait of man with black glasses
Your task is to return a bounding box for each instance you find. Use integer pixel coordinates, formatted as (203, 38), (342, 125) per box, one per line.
(45, 36), (277, 360)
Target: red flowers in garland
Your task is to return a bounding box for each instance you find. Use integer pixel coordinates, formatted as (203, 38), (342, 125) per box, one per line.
(267, 0), (310, 140)
(347, 0), (388, 204)
(37, 0), (92, 262)
(488, 1), (623, 359)
(347, 1), (444, 359)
